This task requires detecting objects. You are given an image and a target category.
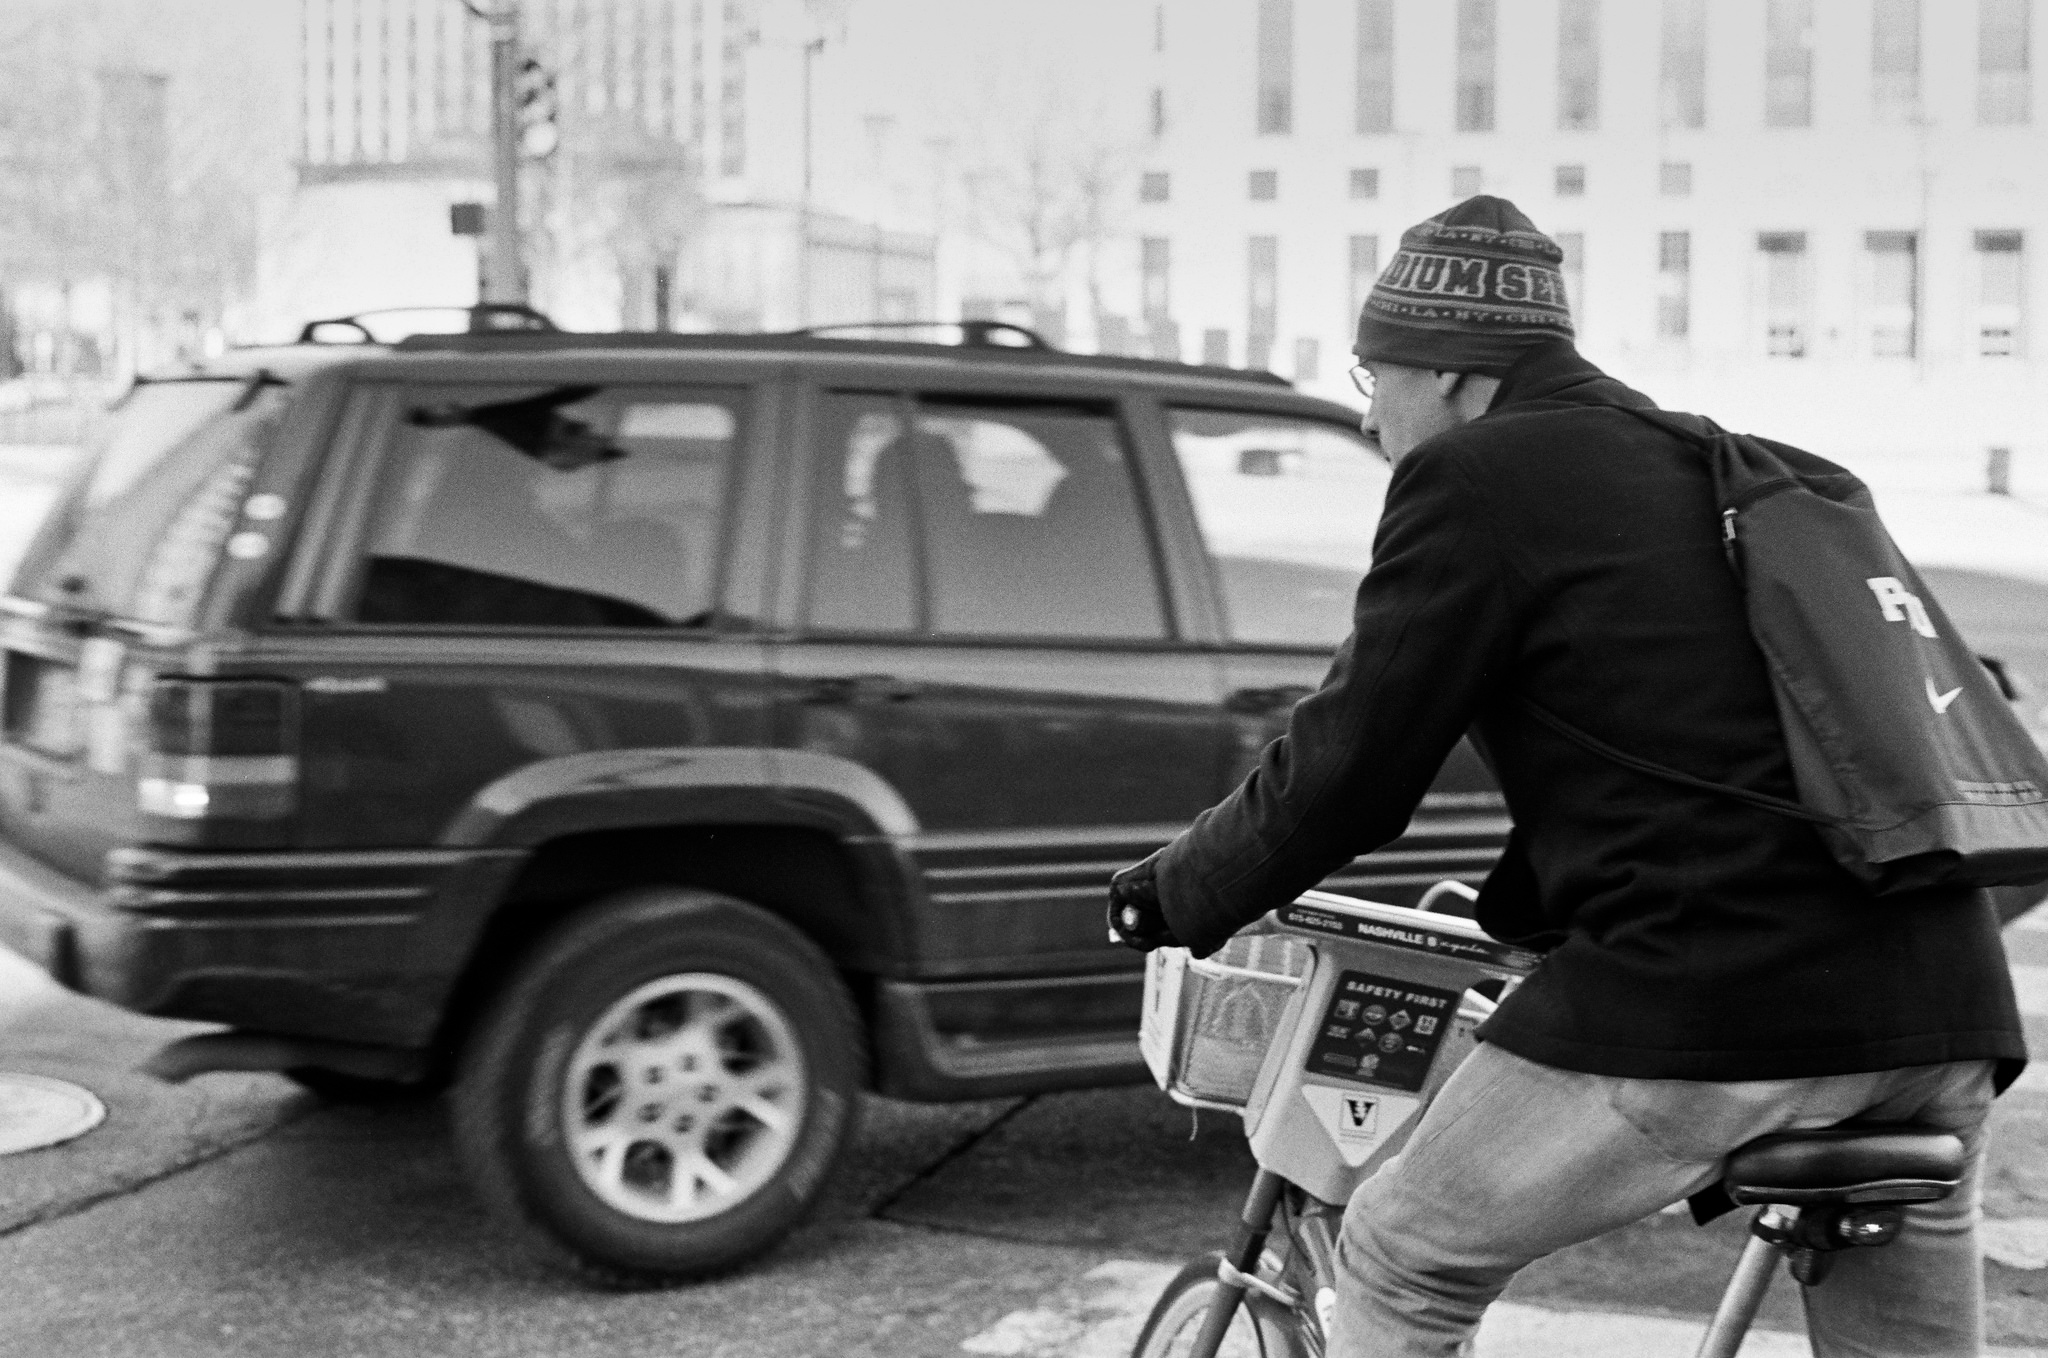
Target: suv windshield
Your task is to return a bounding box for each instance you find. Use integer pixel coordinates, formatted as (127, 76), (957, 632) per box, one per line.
(12, 378), (289, 627)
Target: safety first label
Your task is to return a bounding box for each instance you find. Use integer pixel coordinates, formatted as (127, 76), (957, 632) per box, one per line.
(1302, 971), (1462, 1092)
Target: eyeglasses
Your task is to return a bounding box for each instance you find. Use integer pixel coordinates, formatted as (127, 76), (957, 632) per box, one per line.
(1348, 364), (1375, 404)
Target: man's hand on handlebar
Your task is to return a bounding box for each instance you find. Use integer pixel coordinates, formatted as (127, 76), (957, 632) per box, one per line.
(1107, 853), (1183, 952)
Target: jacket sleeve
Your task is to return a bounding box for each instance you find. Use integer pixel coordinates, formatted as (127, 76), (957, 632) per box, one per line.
(1155, 446), (1521, 956)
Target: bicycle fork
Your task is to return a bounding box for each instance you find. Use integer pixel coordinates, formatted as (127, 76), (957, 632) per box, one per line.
(1191, 1169), (1294, 1356)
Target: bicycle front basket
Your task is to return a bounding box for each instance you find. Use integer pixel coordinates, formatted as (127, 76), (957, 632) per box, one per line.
(1141, 933), (1311, 1111)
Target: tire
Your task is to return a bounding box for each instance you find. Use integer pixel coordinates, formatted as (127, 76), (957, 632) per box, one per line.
(1132, 1254), (1306, 1358)
(452, 886), (863, 1286)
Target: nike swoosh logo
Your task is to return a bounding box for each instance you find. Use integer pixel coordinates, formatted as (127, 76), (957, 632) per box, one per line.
(1926, 677), (1963, 714)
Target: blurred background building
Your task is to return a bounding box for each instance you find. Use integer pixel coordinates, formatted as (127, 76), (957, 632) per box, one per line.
(273, 0), (932, 334)
(1127, 0), (2046, 463)
(0, 0), (2041, 473)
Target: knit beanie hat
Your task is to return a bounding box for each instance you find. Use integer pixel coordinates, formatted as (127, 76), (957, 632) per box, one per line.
(1353, 196), (1574, 376)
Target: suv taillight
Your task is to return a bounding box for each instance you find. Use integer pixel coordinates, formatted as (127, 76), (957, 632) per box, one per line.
(137, 679), (299, 821)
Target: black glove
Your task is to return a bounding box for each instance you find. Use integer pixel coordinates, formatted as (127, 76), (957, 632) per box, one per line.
(1107, 853), (1182, 952)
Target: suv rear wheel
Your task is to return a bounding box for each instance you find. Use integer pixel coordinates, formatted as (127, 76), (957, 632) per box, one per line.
(452, 886), (862, 1286)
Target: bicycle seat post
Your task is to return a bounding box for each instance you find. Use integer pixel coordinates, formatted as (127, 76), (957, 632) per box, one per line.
(1693, 1207), (1797, 1358)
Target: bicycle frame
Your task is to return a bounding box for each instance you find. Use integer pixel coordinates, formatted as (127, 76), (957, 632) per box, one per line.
(1141, 889), (1540, 1357)
(1139, 889), (1953, 1358)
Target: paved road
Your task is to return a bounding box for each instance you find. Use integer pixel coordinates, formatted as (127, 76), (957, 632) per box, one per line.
(0, 914), (2045, 1358)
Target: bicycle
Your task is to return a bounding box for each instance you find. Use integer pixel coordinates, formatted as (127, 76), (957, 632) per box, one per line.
(1129, 886), (1966, 1358)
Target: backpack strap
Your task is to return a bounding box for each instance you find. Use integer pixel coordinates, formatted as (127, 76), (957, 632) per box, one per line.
(1599, 403), (1726, 449)
(1516, 697), (1836, 827)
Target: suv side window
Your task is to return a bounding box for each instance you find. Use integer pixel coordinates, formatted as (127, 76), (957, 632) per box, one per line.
(804, 392), (1167, 640)
(1167, 407), (1389, 648)
(348, 384), (742, 628)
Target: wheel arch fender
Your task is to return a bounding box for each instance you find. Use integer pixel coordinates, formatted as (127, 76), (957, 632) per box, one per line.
(437, 746), (921, 849)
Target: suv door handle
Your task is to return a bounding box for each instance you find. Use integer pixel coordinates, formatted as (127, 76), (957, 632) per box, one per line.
(1225, 684), (1312, 715)
(798, 674), (924, 705)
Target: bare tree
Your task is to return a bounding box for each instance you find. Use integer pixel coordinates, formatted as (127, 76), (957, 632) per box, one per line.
(953, 72), (1137, 347)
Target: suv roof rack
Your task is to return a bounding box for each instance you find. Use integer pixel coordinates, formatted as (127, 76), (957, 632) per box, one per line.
(785, 320), (1052, 349)
(390, 321), (1293, 387)
(297, 303), (558, 345)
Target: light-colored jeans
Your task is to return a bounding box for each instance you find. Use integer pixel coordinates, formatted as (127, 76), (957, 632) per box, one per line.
(1330, 1043), (1995, 1358)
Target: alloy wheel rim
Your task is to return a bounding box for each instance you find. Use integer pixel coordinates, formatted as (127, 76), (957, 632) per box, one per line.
(561, 972), (806, 1223)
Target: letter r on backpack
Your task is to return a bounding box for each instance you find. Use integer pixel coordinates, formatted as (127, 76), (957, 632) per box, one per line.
(1865, 577), (1937, 638)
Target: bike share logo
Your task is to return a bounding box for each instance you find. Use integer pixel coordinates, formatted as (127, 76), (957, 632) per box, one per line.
(1337, 1093), (1379, 1138)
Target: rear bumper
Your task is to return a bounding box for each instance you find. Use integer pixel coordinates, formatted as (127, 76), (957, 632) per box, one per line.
(0, 835), (525, 1048)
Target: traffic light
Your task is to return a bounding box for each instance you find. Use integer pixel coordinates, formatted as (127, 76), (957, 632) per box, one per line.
(515, 54), (559, 160)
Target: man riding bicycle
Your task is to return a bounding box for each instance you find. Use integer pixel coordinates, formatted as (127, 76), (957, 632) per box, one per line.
(1110, 196), (2027, 1358)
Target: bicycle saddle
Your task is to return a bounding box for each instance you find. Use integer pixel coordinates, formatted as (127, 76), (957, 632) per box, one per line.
(1722, 1126), (1965, 1207)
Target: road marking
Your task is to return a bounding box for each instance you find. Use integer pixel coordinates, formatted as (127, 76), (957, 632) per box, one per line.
(1984, 1219), (2048, 1270)
(961, 1260), (1175, 1357)
(965, 1260), (2044, 1357)
(2012, 964), (2048, 1020)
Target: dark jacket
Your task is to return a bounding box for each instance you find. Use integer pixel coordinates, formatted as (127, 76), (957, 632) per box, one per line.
(1156, 341), (2027, 1086)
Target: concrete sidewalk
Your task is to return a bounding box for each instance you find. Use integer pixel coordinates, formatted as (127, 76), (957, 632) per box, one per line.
(0, 945), (307, 1238)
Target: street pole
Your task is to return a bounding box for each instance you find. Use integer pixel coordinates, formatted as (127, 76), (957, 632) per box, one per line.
(797, 37), (822, 328)
(485, 0), (524, 304)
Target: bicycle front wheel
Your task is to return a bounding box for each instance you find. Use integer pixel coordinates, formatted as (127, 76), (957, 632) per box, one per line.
(1132, 1253), (1306, 1358)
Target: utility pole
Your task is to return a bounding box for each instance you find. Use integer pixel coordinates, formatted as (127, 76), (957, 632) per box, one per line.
(797, 36), (824, 327)
(484, 0), (525, 304)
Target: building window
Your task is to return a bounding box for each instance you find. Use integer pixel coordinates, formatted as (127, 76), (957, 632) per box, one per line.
(1765, 0), (1815, 128)
(1866, 231), (1918, 358)
(1248, 236), (1279, 370)
(1349, 234), (1380, 327)
(1759, 232), (1811, 357)
(1139, 172), (1170, 203)
(1456, 0), (1497, 132)
(1555, 164), (1586, 196)
(1348, 234), (1380, 326)
(1980, 0), (2032, 125)
(1141, 237), (1171, 322)
(1977, 230), (2025, 356)
(1658, 231), (1691, 340)
(1150, 87), (1166, 137)
(1558, 0), (1600, 131)
(1558, 232), (1585, 332)
(719, 0), (747, 175)
(1256, 0), (1294, 134)
(1350, 167), (1380, 199)
(1660, 160), (1693, 195)
(1872, 0), (1922, 123)
(1451, 165), (1483, 197)
(1660, 0), (1707, 129)
(1293, 337), (1321, 382)
(1249, 169), (1279, 201)
(1356, 0), (1395, 134)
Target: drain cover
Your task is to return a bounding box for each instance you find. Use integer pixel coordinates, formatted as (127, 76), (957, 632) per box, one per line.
(0, 1073), (105, 1155)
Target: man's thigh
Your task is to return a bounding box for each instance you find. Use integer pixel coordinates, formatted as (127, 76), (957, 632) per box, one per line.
(1339, 1043), (1734, 1275)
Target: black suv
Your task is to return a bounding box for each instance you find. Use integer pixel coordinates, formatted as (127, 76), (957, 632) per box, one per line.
(0, 319), (1508, 1282)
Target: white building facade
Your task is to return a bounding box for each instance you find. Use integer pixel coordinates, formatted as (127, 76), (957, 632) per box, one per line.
(263, 0), (930, 336)
(1130, 0), (2047, 468)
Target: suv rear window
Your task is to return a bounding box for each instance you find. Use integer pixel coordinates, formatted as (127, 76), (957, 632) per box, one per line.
(12, 378), (289, 627)
(1167, 407), (1388, 648)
